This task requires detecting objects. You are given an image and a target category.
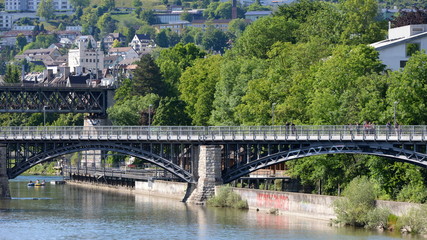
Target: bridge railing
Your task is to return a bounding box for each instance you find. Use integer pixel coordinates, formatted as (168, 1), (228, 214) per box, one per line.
(0, 125), (426, 140)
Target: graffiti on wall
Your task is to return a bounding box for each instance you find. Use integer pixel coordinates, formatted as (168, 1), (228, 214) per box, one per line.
(256, 193), (289, 210)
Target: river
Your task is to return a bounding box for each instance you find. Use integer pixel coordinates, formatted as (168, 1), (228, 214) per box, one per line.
(0, 176), (421, 240)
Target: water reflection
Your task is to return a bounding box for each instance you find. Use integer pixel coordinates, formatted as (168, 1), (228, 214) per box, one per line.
(0, 176), (424, 240)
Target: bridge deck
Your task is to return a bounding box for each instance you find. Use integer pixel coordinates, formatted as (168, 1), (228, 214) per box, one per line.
(0, 125), (424, 142)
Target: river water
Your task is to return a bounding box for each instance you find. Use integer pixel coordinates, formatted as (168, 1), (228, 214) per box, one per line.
(0, 176), (421, 240)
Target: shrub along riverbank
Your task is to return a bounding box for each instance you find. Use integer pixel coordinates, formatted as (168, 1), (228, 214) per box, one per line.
(333, 176), (427, 235)
(207, 186), (248, 209)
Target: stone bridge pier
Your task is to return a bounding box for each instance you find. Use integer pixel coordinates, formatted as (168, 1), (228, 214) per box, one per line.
(0, 145), (10, 199)
(187, 145), (222, 204)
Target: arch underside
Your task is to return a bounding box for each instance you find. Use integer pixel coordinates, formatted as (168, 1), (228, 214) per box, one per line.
(222, 142), (427, 183)
(8, 142), (195, 183)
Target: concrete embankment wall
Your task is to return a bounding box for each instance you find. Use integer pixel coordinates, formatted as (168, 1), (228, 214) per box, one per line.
(135, 180), (187, 200)
(230, 188), (338, 220)
(228, 188), (421, 220)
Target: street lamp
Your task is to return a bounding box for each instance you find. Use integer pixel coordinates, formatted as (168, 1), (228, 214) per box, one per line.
(394, 101), (398, 126)
(148, 104), (153, 127)
(271, 103), (276, 125)
(43, 105), (47, 126)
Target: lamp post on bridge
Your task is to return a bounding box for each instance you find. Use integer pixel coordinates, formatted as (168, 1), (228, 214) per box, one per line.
(148, 104), (153, 127)
(394, 101), (398, 126)
(43, 105), (47, 126)
(271, 103), (276, 125)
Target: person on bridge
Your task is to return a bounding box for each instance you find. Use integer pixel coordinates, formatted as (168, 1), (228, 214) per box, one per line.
(386, 122), (392, 135)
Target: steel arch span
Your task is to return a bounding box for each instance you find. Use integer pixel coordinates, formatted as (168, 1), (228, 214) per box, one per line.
(7, 142), (195, 183)
(221, 142), (427, 183)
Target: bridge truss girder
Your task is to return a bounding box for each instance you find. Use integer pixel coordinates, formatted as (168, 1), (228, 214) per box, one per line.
(221, 141), (427, 183)
(0, 87), (111, 115)
(6, 141), (196, 183)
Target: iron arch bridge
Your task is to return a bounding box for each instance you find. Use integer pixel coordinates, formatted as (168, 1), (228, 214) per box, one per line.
(0, 84), (114, 115)
(2, 125), (427, 183)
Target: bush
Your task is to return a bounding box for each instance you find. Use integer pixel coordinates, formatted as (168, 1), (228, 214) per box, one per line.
(333, 176), (376, 226)
(207, 186), (248, 209)
(396, 183), (427, 203)
(396, 205), (427, 234)
(365, 207), (391, 230)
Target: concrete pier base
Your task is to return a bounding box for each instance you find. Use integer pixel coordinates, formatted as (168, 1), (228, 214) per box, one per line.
(188, 145), (222, 204)
(0, 145), (10, 199)
(82, 117), (111, 168)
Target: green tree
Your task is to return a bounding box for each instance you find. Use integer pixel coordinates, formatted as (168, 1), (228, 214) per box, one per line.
(152, 97), (191, 125)
(339, 0), (386, 45)
(132, 0), (142, 7)
(297, 3), (345, 44)
(155, 30), (169, 47)
(155, 43), (205, 97)
(180, 11), (193, 22)
(234, 16), (298, 58)
(4, 65), (20, 83)
(58, 23), (66, 31)
(126, 27), (136, 45)
(387, 51), (427, 124)
(179, 55), (222, 125)
(132, 54), (165, 97)
(228, 18), (250, 40)
(69, 0), (90, 8)
(37, 0), (55, 21)
(307, 45), (385, 124)
(139, 9), (157, 25)
(107, 94), (160, 125)
(201, 27), (229, 53)
(333, 176), (377, 226)
(210, 56), (267, 125)
(81, 7), (100, 36)
(101, 0), (115, 11)
(97, 13), (117, 37)
(275, 0), (327, 24)
(16, 34), (27, 51)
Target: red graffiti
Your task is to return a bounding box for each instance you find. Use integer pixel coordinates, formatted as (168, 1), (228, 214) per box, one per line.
(256, 193), (289, 210)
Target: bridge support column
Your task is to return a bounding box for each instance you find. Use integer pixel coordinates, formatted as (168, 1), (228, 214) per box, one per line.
(0, 145), (10, 199)
(188, 145), (222, 204)
(83, 117), (111, 168)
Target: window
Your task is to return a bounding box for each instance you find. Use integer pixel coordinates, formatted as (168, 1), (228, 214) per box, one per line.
(400, 60), (407, 68)
(406, 43), (420, 57)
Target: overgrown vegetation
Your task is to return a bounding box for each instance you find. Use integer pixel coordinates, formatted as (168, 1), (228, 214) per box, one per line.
(396, 206), (427, 234)
(333, 177), (427, 236)
(207, 186), (248, 209)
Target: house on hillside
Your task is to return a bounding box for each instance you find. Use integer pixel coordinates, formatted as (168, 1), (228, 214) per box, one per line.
(103, 33), (126, 50)
(108, 47), (139, 60)
(370, 24), (427, 71)
(245, 11), (272, 21)
(128, 34), (156, 54)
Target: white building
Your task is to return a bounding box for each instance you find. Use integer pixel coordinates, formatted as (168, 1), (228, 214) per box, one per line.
(0, 12), (38, 30)
(129, 34), (156, 54)
(5, 0), (72, 11)
(68, 38), (104, 76)
(108, 47), (139, 60)
(370, 24), (427, 71)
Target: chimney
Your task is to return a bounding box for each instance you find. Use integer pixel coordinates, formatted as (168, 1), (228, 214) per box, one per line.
(232, 0), (237, 19)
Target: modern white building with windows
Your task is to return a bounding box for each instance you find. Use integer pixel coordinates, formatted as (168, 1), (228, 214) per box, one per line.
(68, 36), (104, 75)
(5, 0), (72, 11)
(370, 24), (427, 71)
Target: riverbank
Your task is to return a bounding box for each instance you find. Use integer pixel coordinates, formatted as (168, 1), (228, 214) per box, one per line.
(66, 178), (422, 222)
(229, 187), (422, 221)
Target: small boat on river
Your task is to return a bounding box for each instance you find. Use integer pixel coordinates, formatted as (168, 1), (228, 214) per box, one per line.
(27, 181), (35, 187)
(34, 180), (45, 187)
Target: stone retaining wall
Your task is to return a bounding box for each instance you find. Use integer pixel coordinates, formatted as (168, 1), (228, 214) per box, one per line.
(135, 180), (188, 200)
(228, 187), (422, 220)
